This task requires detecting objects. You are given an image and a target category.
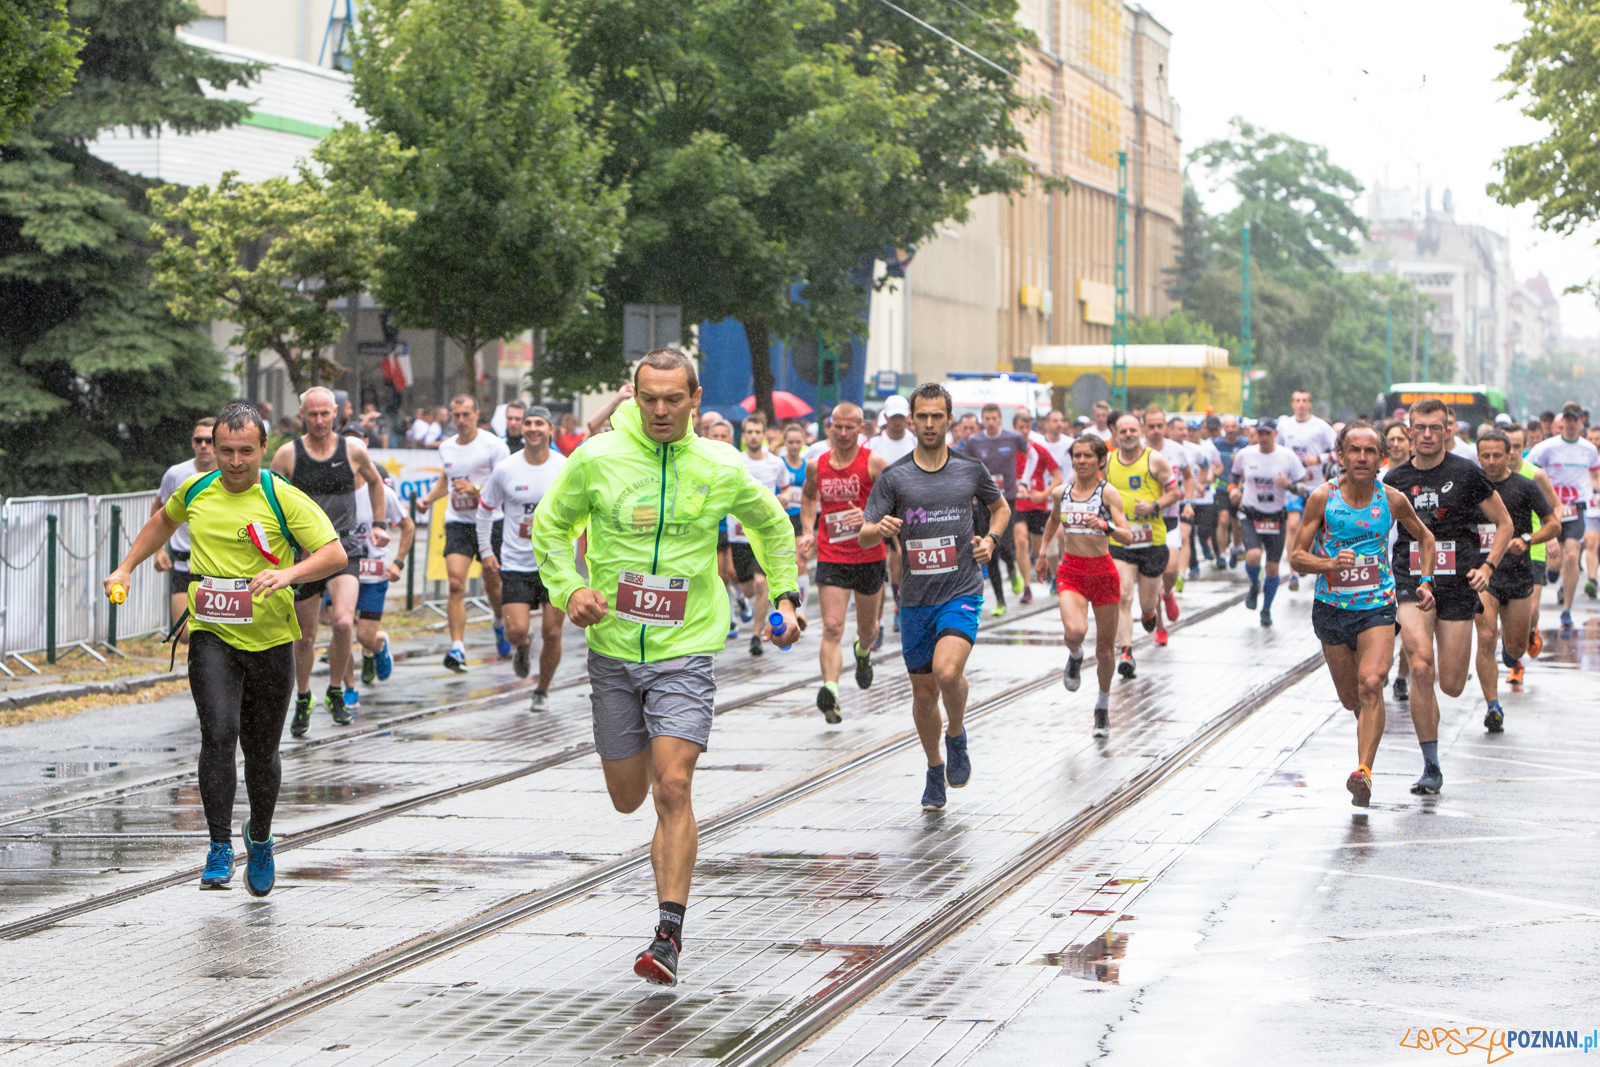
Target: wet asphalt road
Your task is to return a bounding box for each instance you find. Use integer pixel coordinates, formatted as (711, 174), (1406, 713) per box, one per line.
(1, 576), (1594, 1065)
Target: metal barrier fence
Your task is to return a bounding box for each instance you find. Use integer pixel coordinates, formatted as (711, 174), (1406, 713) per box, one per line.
(93, 492), (168, 648)
(0, 495), (99, 670)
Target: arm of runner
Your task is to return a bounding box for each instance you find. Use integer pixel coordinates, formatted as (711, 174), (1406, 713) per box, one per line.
(973, 495), (1011, 564)
(148, 493), (173, 571)
(388, 500), (417, 582)
(1524, 491), (1558, 552)
(1101, 484), (1134, 545)
(253, 538), (346, 598)
(528, 448), (599, 620)
(586, 384), (633, 438)
(269, 441), (295, 480)
(1388, 488), (1436, 612)
(1474, 490), (1514, 591)
(798, 459), (820, 558)
(103, 508), (183, 599)
(1151, 451), (1181, 513)
(859, 475), (900, 548)
(1288, 487), (1339, 575)
(476, 469), (501, 573)
(1035, 485), (1065, 582)
(417, 467), (449, 510)
(1533, 468), (1558, 511)
(348, 441), (390, 547)
(728, 466), (802, 649)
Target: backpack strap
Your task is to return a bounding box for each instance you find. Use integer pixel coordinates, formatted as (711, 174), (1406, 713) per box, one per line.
(259, 470), (304, 558)
(182, 470), (223, 508)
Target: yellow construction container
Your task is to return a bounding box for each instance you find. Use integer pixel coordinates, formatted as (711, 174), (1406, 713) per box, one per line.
(1018, 344), (1243, 415)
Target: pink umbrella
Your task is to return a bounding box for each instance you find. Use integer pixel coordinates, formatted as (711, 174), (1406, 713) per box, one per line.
(741, 391), (814, 420)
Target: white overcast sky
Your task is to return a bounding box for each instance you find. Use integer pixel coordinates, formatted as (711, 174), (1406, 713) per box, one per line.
(1150, 0), (1600, 337)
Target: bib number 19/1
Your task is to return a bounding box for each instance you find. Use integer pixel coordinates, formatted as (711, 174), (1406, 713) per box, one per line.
(194, 577), (253, 624)
(615, 571), (691, 627)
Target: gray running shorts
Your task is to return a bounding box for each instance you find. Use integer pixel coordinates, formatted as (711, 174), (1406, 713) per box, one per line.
(587, 651), (717, 761)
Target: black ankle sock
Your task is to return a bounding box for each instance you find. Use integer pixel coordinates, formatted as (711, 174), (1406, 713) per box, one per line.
(658, 900), (685, 943)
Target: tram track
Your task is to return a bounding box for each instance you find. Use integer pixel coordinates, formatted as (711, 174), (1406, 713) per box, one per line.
(0, 597), (1072, 939)
(115, 590), (1254, 1067)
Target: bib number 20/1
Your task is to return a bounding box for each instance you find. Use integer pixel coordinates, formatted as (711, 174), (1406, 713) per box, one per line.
(194, 577), (253, 624)
(615, 571), (691, 627)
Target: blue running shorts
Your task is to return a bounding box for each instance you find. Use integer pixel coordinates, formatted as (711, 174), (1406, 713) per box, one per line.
(899, 594), (982, 675)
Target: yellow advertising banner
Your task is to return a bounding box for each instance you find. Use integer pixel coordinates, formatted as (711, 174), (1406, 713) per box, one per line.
(366, 448), (477, 583)
(424, 495), (479, 582)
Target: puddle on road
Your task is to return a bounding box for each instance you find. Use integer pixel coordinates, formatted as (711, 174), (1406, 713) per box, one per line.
(1535, 620), (1600, 671)
(1038, 925), (1131, 983)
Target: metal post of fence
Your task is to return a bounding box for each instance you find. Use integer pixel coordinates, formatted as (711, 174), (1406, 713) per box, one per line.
(46, 514), (57, 665)
(107, 504), (121, 649)
(406, 497), (416, 611)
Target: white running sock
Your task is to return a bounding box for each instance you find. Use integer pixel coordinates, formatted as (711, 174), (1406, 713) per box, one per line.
(1095, 690), (1110, 710)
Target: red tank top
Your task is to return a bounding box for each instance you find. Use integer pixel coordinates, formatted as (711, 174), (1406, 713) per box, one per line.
(817, 446), (884, 564)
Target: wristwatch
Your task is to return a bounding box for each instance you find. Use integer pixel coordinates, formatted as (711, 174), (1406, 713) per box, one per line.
(1418, 575), (1436, 585)
(774, 590), (804, 610)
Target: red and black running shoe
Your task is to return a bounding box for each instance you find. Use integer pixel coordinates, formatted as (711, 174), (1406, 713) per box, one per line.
(1346, 768), (1371, 808)
(634, 926), (680, 986)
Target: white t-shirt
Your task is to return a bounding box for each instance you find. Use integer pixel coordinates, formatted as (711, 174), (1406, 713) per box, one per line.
(1035, 433), (1073, 471)
(353, 483), (406, 584)
(728, 450), (789, 543)
(408, 419), (442, 447)
(1527, 435), (1600, 509)
(1277, 415), (1338, 488)
(1083, 425), (1114, 442)
(1232, 445), (1307, 514)
(1185, 439), (1219, 505)
(158, 459), (200, 563)
(477, 450), (566, 572)
(438, 431), (511, 523)
(1158, 439), (1190, 518)
(867, 430), (917, 465)
(1451, 438), (1480, 463)
(801, 439), (831, 464)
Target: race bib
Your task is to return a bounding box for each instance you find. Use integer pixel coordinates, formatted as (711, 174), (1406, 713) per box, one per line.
(1253, 518), (1281, 536)
(1561, 502), (1579, 522)
(1326, 554), (1385, 594)
(615, 571), (690, 627)
(359, 557), (387, 579)
(1060, 502), (1102, 534)
(992, 474), (1006, 490)
(517, 516), (533, 540)
(1409, 540), (1456, 576)
(1477, 523), (1497, 553)
(1122, 522), (1155, 548)
(194, 576), (252, 625)
(904, 535), (959, 575)
(824, 509), (862, 542)
(728, 518), (747, 543)
(450, 487), (480, 513)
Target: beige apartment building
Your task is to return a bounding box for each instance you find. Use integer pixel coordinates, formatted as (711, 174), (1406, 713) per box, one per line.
(867, 2), (1183, 384)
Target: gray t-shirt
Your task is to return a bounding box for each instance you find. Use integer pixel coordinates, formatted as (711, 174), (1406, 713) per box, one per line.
(863, 450), (1002, 607)
(959, 428), (1030, 500)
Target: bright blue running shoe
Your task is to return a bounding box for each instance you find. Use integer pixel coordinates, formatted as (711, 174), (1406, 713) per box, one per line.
(494, 623), (512, 659)
(375, 632), (393, 681)
(921, 765), (947, 811)
(944, 731), (971, 787)
(200, 841), (233, 889)
(342, 685), (359, 708)
(242, 819), (275, 897)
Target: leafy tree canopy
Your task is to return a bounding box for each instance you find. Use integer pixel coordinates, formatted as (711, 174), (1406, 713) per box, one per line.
(0, 0), (84, 142)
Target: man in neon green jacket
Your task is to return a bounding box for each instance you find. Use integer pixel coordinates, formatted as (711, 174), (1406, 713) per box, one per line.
(530, 349), (801, 986)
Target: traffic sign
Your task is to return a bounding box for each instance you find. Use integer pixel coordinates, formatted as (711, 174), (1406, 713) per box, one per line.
(624, 304), (682, 361)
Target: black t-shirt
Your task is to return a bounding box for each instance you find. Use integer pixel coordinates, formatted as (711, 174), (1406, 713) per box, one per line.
(1480, 471), (1553, 579)
(1383, 453), (1497, 574)
(863, 450), (1002, 607)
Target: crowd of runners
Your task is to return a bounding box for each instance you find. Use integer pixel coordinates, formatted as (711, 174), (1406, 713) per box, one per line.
(104, 360), (1600, 987)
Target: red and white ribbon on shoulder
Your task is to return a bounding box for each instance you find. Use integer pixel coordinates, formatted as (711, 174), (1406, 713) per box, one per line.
(245, 521), (281, 565)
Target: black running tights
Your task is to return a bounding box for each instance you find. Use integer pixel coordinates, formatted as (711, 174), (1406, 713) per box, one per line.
(188, 631), (296, 843)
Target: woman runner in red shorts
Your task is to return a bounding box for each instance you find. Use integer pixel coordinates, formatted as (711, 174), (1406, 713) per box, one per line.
(1036, 434), (1135, 736)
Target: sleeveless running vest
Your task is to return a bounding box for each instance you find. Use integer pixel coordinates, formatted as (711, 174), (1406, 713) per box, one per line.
(1314, 481), (1396, 610)
(817, 446), (884, 564)
(292, 435), (357, 547)
(1107, 447), (1166, 547)
(1059, 479), (1113, 536)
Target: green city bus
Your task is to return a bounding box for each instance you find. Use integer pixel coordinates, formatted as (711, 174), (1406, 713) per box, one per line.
(1375, 382), (1508, 427)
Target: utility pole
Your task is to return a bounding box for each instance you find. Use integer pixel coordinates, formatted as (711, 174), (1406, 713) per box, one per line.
(1422, 326), (1431, 381)
(1411, 292), (1419, 380)
(1112, 151), (1128, 409)
(1384, 309), (1393, 390)
(1240, 222), (1253, 418)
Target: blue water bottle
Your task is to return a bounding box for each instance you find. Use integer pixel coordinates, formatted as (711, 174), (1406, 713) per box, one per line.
(768, 610), (791, 651)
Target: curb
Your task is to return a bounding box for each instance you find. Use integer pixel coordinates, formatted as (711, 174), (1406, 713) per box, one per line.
(1, 671), (187, 712)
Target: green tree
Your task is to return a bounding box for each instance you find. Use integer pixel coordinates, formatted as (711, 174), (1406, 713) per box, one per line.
(0, 0), (257, 495)
(1166, 182), (1211, 311)
(351, 0), (624, 407)
(1491, 0), (1600, 298)
(0, 0), (83, 141)
(148, 127), (417, 394)
(543, 0), (1033, 421)
(1126, 308), (1237, 358)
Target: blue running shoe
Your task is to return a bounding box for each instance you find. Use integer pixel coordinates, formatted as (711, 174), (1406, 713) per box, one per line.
(375, 632), (393, 681)
(944, 731), (971, 787)
(921, 765), (947, 811)
(737, 596), (753, 624)
(1560, 609), (1574, 630)
(342, 685), (359, 708)
(443, 648), (468, 674)
(1484, 700), (1504, 733)
(200, 841), (233, 889)
(494, 623), (512, 659)
(242, 819), (275, 897)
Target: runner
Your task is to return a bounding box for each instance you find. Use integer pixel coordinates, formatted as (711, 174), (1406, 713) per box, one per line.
(1033, 410), (1075, 584)
(1106, 412), (1179, 675)
(1472, 430), (1556, 730)
(779, 422), (811, 611)
(1141, 408), (1193, 633)
(272, 387), (390, 735)
(728, 414), (790, 657)
(105, 403), (346, 895)
(416, 393), (512, 671)
(959, 403), (1028, 615)
(152, 417), (217, 640)
(527, 349), (801, 986)
(502, 399), (526, 453)
(860, 383), (1008, 811)
(1227, 418), (1306, 625)
(800, 402), (890, 721)
(333, 471), (413, 707)
(477, 405), (567, 711)
(1289, 420), (1435, 807)
(867, 395), (917, 633)
(1012, 409), (1063, 607)
(1036, 434), (1134, 736)
(704, 419), (749, 638)
(1586, 424), (1600, 599)
(1176, 416), (1221, 582)
(1503, 423), (1555, 672)
(1278, 390), (1339, 594)
(1383, 419), (1416, 701)
(1384, 398), (1513, 795)
(1525, 402), (1600, 629)
(1083, 400), (1114, 442)
(1211, 414), (1248, 569)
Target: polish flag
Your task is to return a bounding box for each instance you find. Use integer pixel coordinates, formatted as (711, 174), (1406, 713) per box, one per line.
(245, 521), (281, 565)
(382, 351), (414, 390)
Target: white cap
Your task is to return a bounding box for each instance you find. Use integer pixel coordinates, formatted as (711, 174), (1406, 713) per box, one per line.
(1494, 413), (1513, 425)
(882, 394), (911, 417)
